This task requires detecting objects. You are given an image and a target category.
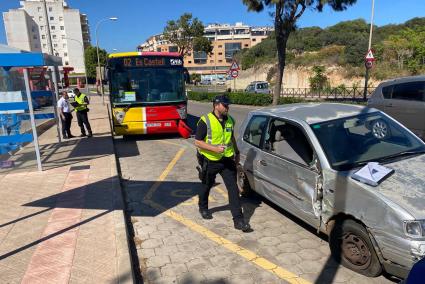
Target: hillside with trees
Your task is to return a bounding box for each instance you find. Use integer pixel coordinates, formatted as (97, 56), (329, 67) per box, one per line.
(237, 17), (425, 81)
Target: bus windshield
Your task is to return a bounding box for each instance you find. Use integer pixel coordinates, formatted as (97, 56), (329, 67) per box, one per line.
(109, 67), (185, 104)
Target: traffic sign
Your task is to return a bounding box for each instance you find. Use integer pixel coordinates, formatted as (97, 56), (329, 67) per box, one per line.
(231, 70), (239, 78)
(365, 49), (375, 61)
(365, 60), (373, 69)
(230, 60), (240, 71)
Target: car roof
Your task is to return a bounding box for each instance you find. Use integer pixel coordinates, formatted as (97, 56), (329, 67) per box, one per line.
(378, 75), (425, 86)
(252, 103), (378, 124)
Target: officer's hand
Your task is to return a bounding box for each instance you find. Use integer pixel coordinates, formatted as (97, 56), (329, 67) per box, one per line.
(215, 145), (226, 153)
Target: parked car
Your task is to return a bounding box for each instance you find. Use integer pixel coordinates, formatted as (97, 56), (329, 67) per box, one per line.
(216, 80), (226, 86)
(236, 103), (425, 279)
(245, 81), (271, 94)
(200, 79), (212, 85)
(368, 75), (425, 140)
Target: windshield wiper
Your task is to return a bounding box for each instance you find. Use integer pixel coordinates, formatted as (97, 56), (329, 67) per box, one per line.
(376, 150), (425, 164)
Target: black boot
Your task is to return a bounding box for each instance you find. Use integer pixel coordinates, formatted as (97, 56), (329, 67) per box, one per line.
(234, 219), (252, 232)
(199, 209), (213, 220)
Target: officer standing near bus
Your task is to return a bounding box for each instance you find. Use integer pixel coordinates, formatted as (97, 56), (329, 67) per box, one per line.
(73, 88), (93, 137)
(195, 95), (251, 232)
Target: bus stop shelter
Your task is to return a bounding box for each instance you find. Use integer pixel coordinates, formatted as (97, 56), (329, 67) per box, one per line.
(0, 45), (62, 172)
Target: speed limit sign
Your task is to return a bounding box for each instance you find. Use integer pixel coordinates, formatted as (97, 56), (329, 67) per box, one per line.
(231, 70), (239, 78)
(365, 60), (373, 69)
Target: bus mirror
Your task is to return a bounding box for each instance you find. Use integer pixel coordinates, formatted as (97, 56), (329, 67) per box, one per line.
(183, 68), (190, 84)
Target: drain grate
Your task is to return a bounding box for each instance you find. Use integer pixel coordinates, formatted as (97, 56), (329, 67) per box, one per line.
(69, 165), (91, 171)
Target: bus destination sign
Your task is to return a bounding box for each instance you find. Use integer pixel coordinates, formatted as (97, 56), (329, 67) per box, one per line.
(119, 57), (183, 68)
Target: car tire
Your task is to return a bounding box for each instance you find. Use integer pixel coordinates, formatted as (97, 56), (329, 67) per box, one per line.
(329, 219), (382, 277)
(236, 165), (252, 197)
(371, 119), (390, 139)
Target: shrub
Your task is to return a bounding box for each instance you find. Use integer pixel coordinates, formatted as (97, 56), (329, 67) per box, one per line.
(188, 91), (305, 106)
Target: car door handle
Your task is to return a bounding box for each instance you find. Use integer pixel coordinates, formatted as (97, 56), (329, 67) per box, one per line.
(259, 160), (268, 166)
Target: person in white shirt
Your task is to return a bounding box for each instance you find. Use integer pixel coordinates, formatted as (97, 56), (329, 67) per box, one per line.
(57, 91), (74, 139)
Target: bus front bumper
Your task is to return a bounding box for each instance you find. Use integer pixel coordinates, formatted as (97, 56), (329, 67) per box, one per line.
(114, 120), (179, 135)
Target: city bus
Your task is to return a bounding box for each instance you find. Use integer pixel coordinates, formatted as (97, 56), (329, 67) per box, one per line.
(107, 52), (190, 136)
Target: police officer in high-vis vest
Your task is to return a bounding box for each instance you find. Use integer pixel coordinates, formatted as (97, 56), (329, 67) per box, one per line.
(195, 95), (251, 232)
(73, 88), (93, 137)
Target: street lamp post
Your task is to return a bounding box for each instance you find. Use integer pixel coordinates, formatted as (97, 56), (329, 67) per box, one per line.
(363, 0), (375, 101)
(95, 17), (118, 104)
(64, 37), (88, 92)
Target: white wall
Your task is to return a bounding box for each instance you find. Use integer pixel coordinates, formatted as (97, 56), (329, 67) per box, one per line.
(63, 9), (85, 73)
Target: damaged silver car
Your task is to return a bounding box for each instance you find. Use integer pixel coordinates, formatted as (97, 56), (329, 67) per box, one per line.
(236, 103), (425, 279)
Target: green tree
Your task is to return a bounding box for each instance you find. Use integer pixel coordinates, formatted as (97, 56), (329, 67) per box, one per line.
(163, 13), (212, 57)
(309, 66), (329, 91)
(84, 46), (108, 80)
(242, 0), (357, 105)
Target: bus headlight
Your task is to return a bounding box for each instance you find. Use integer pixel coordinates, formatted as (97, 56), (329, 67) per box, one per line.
(114, 110), (126, 124)
(177, 104), (187, 119)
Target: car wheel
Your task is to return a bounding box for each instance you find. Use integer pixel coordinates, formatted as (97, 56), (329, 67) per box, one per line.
(329, 219), (382, 277)
(236, 165), (252, 197)
(371, 119), (390, 139)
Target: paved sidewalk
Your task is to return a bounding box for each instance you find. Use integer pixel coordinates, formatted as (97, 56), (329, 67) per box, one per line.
(0, 95), (133, 283)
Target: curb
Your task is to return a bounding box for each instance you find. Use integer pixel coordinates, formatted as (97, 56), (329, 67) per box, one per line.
(105, 105), (136, 284)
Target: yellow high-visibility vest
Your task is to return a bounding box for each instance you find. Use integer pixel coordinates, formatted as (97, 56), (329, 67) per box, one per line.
(74, 94), (88, 112)
(198, 113), (235, 161)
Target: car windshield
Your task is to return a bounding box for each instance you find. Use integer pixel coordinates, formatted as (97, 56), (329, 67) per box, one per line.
(311, 112), (425, 171)
(109, 68), (185, 104)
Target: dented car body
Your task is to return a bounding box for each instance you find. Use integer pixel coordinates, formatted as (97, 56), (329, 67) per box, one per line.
(236, 103), (425, 279)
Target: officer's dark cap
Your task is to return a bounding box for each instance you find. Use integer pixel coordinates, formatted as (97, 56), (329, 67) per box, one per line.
(213, 95), (231, 106)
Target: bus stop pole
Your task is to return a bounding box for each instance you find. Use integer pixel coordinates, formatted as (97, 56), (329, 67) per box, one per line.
(23, 69), (42, 171)
(50, 66), (62, 144)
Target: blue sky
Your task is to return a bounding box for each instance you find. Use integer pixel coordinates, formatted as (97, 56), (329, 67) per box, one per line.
(0, 0), (424, 52)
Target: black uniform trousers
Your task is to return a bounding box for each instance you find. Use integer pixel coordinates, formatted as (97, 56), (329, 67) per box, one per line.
(198, 156), (244, 221)
(61, 112), (73, 138)
(76, 110), (92, 135)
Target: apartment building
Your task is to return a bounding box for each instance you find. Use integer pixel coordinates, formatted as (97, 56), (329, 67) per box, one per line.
(3, 0), (90, 73)
(138, 22), (273, 77)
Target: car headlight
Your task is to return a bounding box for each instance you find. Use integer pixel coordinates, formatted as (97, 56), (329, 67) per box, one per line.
(114, 110), (125, 124)
(404, 220), (425, 238)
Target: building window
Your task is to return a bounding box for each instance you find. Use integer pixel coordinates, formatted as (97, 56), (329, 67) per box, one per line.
(210, 60), (214, 63)
(188, 61), (192, 64)
(50, 17), (54, 21)
(168, 46), (178, 52)
(54, 44), (58, 47)
(62, 35), (65, 39)
(64, 52), (68, 57)
(65, 61), (69, 65)
(40, 26), (44, 30)
(51, 26), (55, 30)
(49, 7), (53, 12)
(63, 44), (66, 48)
(218, 45), (222, 48)
(39, 16), (43, 21)
(59, 17), (63, 21)
(156, 47), (161, 52)
(37, 7), (41, 12)
(52, 35), (57, 39)
(244, 44), (249, 47)
(42, 35), (46, 39)
(60, 26), (64, 31)
(218, 60), (223, 63)
(252, 38), (256, 42)
(218, 52), (223, 55)
(33, 35), (37, 40)
(193, 51), (207, 64)
(55, 52), (59, 56)
(225, 42), (242, 59)
(43, 44), (47, 48)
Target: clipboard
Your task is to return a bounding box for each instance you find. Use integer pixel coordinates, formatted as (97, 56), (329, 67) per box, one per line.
(351, 162), (394, 186)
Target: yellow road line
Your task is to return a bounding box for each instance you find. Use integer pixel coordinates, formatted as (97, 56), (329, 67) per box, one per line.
(143, 147), (311, 284)
(214, 185), (229, 200)
(143, 148), (185, 201)
(158, 140), (182, 147)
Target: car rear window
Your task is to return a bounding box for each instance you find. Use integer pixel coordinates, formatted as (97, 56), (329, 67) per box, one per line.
(392, 81), (425, 102)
